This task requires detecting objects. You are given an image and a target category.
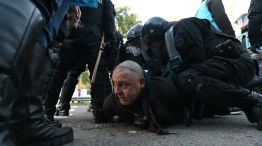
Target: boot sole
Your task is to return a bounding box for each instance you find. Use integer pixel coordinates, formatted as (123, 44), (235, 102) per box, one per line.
(18, 131), (74, 146)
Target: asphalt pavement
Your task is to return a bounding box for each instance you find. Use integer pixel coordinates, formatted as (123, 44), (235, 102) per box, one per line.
(59, 105), (262, 146)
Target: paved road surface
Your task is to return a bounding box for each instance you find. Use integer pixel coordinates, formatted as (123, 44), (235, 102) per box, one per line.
(60, 106), (261, 146)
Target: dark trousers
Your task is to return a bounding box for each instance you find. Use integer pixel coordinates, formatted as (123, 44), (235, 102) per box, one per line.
(177, 56), (257, 108)
(45, 28), (112, 114)
(171, 18), (257, 108)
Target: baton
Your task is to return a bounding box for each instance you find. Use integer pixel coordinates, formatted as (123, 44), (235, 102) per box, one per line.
(91, 35), (104, 83)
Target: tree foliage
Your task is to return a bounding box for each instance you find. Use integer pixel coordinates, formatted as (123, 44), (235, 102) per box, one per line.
(115, 6), (142, 37)
(78, 70), (91, 89)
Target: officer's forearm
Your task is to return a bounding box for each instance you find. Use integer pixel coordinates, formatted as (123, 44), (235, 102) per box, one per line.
(209, 0), (235, 36)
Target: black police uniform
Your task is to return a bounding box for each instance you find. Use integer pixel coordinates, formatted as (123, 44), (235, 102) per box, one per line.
(170, 18), (262, 129)
(171, 18), (256, 105)
(0, 0), (73, 145)
(142, 17), (262, 130)
(45, 0), (116, 123)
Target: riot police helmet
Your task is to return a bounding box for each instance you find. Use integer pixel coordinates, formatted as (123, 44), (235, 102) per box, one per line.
(141, 17), (167, 50)
(126, 24), (143, 41)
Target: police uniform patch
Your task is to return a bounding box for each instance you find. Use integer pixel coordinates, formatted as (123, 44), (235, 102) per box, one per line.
(126, 46), (142, 56)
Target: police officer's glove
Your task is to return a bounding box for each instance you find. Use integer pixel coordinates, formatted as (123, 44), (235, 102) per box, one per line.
(48, 41), (62, 67)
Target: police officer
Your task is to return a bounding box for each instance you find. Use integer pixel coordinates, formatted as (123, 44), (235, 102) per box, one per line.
(0, 0), (76, 145)
(141, 17), (262, 130)
(45, 0), (116, 123)
(106, 24), (156, 74)
(248, 0), (262, 50)
(196, 0), (235, 36)
(43, 6), (82, 125)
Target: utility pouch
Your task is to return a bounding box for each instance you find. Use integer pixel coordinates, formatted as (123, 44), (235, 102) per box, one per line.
(214, 39), (240, 59)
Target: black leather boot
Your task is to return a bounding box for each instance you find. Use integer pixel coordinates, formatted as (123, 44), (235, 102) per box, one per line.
(0, 0), (47, 145)
(56, 73), (79, 116)
(9, 96), (73, 146)
(7, 32), (73, 146)
(242, 92), (262, 130)
(56, 102), (70, 116)
(42, 108), (62, 128)
(7, 38), (74, 145)
(8, 37), (74, 145)
(0, 74), (16, 146)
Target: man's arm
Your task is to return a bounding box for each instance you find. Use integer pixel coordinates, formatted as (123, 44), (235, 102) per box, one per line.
(103, 93), (134, 122)
(248, 0), (262, 47)
(208, 0), (235, 36)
